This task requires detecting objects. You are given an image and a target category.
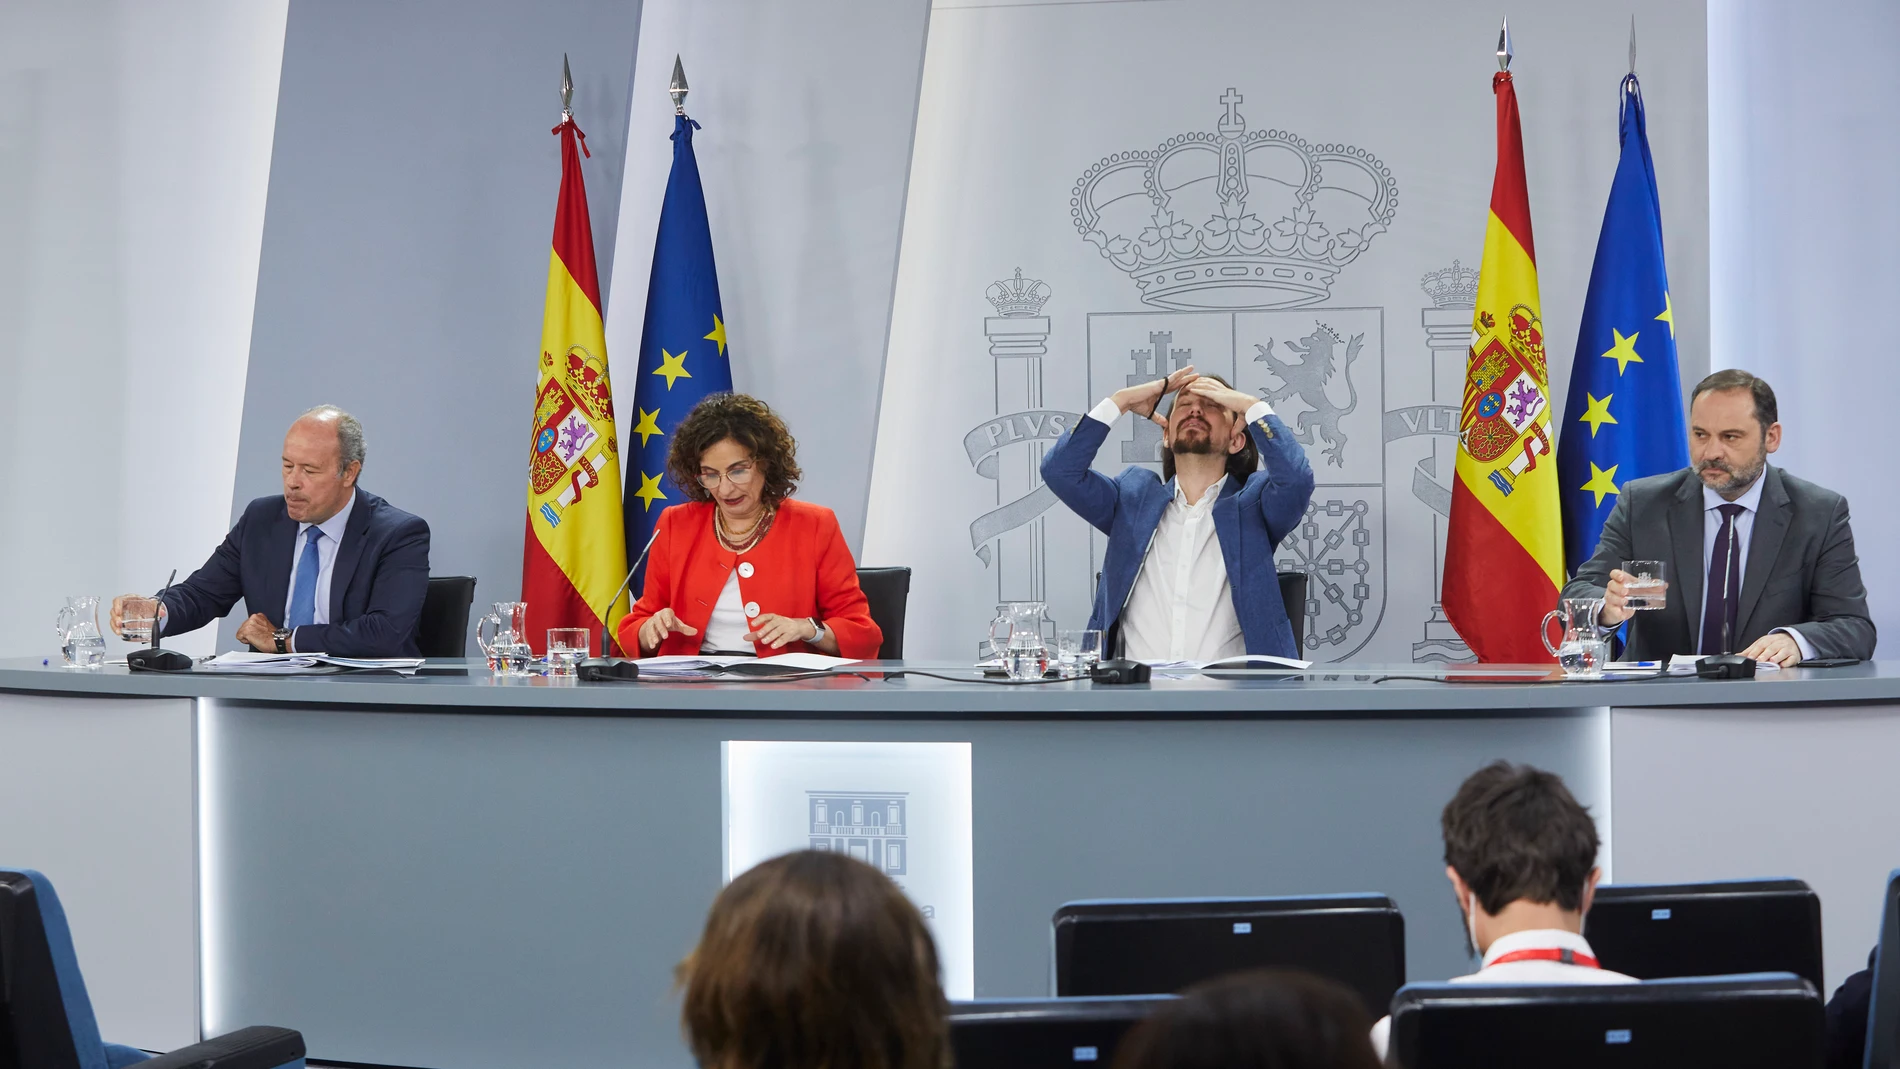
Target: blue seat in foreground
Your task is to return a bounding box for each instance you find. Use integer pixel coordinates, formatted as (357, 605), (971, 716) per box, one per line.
(0, 869), (305, 1069)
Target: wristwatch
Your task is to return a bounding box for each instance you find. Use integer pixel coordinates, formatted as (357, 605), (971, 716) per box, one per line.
(807, 618), (825, 642)
(273, 628), (291, 654)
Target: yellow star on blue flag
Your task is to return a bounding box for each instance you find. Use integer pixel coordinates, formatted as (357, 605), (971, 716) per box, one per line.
(626, 113), (735, 574)
(1556, 73), (1689, 573)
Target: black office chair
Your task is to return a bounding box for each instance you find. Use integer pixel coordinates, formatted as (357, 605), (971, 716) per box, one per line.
(856, 567), (911, 660)
(1388, 973), (1823, 1068)
(1278, 571), (1308, 650)
(1584, 878), (1824, 991)
(1053, 894), (1404, 1017)
(0, 868), (306, 1069)
(1864, 868), (1900, 1069)
(950, 995), (1174, 1069)
(417, 575), (477, 658)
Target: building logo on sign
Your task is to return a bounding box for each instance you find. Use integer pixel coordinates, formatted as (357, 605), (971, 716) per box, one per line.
(808, 791), (908, 877)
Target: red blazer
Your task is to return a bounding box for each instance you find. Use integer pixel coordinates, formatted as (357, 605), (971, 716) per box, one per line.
(615, 498), (883, 660)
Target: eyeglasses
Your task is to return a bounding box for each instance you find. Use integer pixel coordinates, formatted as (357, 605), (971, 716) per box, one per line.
(697, 463), (758, 489)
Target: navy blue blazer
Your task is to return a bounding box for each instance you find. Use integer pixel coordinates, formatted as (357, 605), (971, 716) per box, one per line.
(160, 489), (431, 657)
(1040, 409), (1315, 658)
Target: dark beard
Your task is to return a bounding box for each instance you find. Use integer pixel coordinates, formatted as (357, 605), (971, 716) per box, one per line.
(1699, 450), (1767, 496)
(1170, 434), (1216, 456)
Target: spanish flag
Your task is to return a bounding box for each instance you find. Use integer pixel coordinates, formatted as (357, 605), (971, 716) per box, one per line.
(1443, 64), (1563, 663)
(521, 109), (629, 654)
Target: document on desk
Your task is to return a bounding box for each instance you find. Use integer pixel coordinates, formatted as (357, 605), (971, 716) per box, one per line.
(633, 652), (860, 676)
(1665, 654), (1779, 675)
(200, 651), (425, 675)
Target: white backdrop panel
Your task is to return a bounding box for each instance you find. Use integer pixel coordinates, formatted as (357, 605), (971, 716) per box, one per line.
(868, 0), (1707, 661)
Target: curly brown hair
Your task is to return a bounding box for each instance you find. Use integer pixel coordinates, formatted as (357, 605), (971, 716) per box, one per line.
(667, 393), (803, 506)
(679, 850), (951, 1069)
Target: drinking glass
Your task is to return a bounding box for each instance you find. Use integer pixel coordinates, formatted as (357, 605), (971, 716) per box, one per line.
(55, 596), (106, 668)
(547, 627), (589, 676)
(120, 596), (158, 645)
(1056, 629), (1104, 679)
(1621, 560), (1668, 611)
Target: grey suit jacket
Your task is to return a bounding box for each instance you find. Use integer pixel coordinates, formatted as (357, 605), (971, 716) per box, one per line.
(1562, 465), (1876, 661)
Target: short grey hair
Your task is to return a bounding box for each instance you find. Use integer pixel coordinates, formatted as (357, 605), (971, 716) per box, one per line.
(300, 404), (366, 474)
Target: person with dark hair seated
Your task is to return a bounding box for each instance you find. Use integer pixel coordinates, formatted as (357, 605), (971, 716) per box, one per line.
(617, 393), (881, 659)
(1824, 948), (1876, 1069)
(678, 849), (950, 1069)
(1112, 969), (1382, 1069)
(1370, 760), (1636, 1058)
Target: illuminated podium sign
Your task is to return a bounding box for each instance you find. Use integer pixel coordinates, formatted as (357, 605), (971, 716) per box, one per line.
(722, 740), (975, 997)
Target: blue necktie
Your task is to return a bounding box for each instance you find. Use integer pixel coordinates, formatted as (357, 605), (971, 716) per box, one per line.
(286, 527), (322, 629)
(1700, 503), (1746, 654)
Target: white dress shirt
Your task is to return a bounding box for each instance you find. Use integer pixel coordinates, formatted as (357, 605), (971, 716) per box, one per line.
(284, 491), (356, 651)
(1698, 474), (1814, 658)
(1370, 928), (1637, 1059)
(1086, 395), (1273, 663)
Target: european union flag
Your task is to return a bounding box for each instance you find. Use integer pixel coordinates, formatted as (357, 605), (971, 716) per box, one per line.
(1556, 74), (1688, 574)
(624, 114), (734, 568)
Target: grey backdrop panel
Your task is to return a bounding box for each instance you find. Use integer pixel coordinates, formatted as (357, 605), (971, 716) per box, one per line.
(203, 703), (1605, 1068)
(226, 0), (643, 652)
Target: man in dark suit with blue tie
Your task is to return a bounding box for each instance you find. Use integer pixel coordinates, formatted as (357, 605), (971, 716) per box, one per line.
(1565, 370), (1875, 665)
(111, 406), (431, 657)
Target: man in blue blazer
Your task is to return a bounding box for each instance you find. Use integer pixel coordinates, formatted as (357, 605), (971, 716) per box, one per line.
(111, 406), (431, 657)
(1041, 366), (1315, 660)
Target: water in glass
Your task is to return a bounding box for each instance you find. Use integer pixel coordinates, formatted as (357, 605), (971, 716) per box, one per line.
(1555, 637), (1610, 679)
(56, 596), (107, 668)
(1621, 560), (1668, 611)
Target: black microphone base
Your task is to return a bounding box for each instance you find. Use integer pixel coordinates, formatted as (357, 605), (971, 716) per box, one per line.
(1091, 658), (1152, 685)
(1696, 654), (1756, 680)
(578, 657), (639, 682)
(127, 647), (193, 672)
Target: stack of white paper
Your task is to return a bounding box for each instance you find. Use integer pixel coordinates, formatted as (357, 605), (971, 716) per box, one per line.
(200, 651), (425, 675)
(633, 652), (859, 676)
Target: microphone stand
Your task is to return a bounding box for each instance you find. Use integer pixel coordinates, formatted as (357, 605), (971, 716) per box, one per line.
(127, 569), (193, 672)
(579, 529), (661, 682)
(1697, 511), (1755, 679)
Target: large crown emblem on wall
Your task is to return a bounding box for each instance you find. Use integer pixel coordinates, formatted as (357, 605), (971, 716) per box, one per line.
(1073, 89), (1397, 309)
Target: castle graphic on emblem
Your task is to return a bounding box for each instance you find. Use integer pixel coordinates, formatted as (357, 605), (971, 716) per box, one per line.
(963, 269), (1077, 621)
(1072, 88), (1397, 310)
(807, 790), (908, 876)
(1072, 90), (1391, 659)
(530, 343), (620, 530)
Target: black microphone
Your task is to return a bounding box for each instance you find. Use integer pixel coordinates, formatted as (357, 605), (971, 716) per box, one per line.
(127, 569), (193, 672)
(579, 528), (661, 682)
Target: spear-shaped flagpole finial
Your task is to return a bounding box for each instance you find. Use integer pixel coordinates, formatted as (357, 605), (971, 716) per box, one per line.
(668, 55), (689, 115)
(1497, 16), (1513, 71)
(561, 53), (574, 118)
(1628, 14), (1638, 75)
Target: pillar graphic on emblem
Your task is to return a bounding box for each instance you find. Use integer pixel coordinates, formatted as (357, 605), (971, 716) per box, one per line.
(983, 269), (1053, 603)
(1414, 262), (1478, 664)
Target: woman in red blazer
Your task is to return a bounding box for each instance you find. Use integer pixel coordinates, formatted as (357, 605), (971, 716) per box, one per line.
(617, 393), (882, 660)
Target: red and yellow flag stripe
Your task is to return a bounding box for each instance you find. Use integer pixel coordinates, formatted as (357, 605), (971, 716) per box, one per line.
(521, 116), (629, 653)
(1443, 70), (1564, 664)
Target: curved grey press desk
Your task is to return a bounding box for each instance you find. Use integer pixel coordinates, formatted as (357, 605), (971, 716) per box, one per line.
(4, 657), (1899, 1068)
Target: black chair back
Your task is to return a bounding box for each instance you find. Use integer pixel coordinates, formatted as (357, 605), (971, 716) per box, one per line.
(1278, 571), (1308, 651)
(1388, 973), (1823, 1068)
(856, 567), (911, 660)
(1862, 868), (1900, 1069)
(950, 996), (1173, 1069)
(1054, 894), (1403, 1017)
(1584, 878), (1823, 990)
(418, 575), (477, 657)
(0, 870), (84, 1069)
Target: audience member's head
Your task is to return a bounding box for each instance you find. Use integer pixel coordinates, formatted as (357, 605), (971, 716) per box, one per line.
(678, 849), (949, 1069)
(1111, 969), (1383, 1069)
(1441, 760), (1602, 955)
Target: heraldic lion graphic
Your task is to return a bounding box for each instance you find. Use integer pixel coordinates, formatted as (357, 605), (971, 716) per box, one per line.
(1254, 322), (1364, 467)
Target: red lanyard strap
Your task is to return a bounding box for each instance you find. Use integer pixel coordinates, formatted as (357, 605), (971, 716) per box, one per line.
(1489, 947), (1600, 969)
